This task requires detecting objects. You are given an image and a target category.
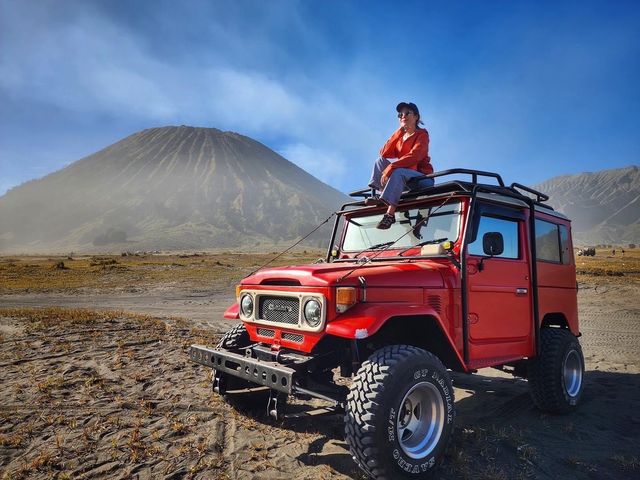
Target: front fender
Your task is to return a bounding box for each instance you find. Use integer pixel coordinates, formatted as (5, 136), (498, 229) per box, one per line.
(325, 303), (440, 339)
(224, 303), (240, 319)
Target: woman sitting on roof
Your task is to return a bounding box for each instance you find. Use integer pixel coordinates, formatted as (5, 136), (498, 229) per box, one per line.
(367, 102), (434, 229)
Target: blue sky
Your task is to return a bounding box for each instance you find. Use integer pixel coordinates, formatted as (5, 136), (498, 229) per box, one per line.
(1, 0), (639, 196)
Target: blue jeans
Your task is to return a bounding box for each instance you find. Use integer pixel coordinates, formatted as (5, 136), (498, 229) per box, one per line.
(368, 157), (434, 207)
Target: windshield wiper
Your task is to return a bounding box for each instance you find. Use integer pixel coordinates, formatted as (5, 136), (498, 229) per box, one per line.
(354, 241), (395, 258)
(398, 237), (449, 256)
(369, 241), (395, 250)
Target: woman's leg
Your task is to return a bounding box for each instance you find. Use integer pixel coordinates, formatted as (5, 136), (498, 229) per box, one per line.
(376, 169), (434, 229)
(379, 168), (412, 207)
(368, 157), (391, 190)
(380, 169), (434, 204)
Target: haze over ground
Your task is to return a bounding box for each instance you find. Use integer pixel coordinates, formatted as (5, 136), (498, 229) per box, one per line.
(1, 0), (639, 196)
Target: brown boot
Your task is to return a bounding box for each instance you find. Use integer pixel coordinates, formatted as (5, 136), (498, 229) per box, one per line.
(376, 213), (396, 230)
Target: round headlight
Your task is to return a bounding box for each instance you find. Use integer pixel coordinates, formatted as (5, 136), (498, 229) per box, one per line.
(303, 299), (322, 327)
(240, 294), (254, 317)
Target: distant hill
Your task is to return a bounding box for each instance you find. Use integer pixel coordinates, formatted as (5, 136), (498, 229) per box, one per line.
(534, 166), (640, 245)
(0, 126), (349, 252)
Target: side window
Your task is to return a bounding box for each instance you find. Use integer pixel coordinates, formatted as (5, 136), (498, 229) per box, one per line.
(559, 225), (572, 264)
(535, 219), (560, 262)
(468, 215), (520, 259)
(535, 219), (568, 263)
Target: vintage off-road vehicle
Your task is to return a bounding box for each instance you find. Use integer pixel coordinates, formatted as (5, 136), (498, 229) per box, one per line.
(190, 169), (584, 479)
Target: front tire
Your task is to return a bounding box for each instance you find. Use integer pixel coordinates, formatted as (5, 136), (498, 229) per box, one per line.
(215, 323), (270, 409)
(528, 328), (585, 413)
(345, 345), (454, 479)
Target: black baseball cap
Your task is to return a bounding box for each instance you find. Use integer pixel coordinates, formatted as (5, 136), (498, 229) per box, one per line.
(396, 102), (419, 115)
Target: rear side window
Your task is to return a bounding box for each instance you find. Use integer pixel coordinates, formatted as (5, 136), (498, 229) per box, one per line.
(535, 220), (560, 262)
(559, 225), (572, 264)
(535, 219), (571, 264)
(468, 215), (520, 259)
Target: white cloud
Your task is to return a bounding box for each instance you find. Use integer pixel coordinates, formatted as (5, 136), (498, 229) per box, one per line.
(0, 3), (179, 119)
(205, 68), (303, 131)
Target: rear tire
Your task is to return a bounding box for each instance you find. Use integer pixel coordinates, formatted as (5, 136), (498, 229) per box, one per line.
(345, 345), (454, 479)
(528, 328), (584, 413)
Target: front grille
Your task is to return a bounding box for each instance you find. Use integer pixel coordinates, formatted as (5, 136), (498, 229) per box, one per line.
(258, 296), (299, 325)
(257, 328), (275, 338)
(282, 332), (304, 343)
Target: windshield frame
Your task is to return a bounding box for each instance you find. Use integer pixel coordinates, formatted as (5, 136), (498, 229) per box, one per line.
(334, 199), (463, 259)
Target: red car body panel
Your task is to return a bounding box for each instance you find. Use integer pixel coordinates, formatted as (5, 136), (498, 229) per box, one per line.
(245, 261), (447, 288)
(535, 212), (579, 334)
(224, 303), (240, 319)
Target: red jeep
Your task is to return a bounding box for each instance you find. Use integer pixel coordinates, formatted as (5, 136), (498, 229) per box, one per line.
(190, 169), (584, 479)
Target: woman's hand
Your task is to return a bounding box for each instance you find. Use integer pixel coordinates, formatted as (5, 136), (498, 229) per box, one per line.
(381, 170), (390, 187)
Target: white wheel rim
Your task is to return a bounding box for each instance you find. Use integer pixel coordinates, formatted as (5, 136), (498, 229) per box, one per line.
(563, 349), (583, 398)
(396, 381), (445, 459)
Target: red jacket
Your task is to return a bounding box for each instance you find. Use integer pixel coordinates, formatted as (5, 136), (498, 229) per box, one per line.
(380, 127), (432, 177)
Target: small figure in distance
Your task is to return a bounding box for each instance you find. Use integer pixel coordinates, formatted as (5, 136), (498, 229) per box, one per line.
(367, 102), (434, 229)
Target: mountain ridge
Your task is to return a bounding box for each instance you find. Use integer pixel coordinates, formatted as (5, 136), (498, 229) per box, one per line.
(0, 126), (348, 252)
(533, 165), (639, 245)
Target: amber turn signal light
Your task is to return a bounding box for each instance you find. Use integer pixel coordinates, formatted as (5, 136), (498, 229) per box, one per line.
(336, 287), (357, 313)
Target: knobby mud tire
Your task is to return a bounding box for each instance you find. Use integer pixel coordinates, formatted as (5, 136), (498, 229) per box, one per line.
(527, 328), (585, 413)
(216, 323), (250, 350)
(215, 323), (270, 410)
(344, 345), (455, 480)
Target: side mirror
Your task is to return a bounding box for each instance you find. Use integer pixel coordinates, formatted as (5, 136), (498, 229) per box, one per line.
(482, 232), (504, 257)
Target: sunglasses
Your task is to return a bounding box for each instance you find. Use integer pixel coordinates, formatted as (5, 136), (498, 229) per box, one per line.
(397, 111), (415, 118)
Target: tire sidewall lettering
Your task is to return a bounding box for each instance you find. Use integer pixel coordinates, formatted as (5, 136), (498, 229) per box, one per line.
(392, 449), (436, 474)
(388, 407), (396, 442)
(431, 370), (454, 423)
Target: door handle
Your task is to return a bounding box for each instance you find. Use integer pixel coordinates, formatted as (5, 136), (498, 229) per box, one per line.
(515, 288), (528, 295)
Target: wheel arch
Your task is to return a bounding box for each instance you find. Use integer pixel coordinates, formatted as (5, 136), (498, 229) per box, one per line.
(362, 315), (465, 372)
(540, 312), (570, 330)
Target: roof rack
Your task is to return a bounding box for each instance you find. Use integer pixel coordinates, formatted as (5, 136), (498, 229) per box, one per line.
(509, 182), (549, 203)
(348, 168), (551, 208)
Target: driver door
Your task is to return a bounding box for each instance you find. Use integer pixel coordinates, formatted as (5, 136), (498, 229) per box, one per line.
(466, 206), (533, 363)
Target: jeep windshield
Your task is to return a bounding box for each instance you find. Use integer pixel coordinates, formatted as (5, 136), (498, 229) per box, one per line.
(340, 200), (462, 255)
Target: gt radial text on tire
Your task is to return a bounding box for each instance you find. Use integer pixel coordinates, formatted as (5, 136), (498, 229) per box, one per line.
(344, 345), (455, 479)
(527, 327), (585, 413)
(215, 323), (270, 409)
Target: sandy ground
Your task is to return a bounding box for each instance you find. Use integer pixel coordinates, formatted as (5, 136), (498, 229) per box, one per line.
(1, 272), (639, 479)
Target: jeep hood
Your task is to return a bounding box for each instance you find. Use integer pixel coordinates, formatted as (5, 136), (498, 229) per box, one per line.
(241, 261), (446, 288)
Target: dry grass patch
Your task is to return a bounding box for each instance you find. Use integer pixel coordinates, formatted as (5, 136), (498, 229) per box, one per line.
(576, 248), (640, 283)
(0, 251), (322, 293)
(0, 307), (174, 336)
